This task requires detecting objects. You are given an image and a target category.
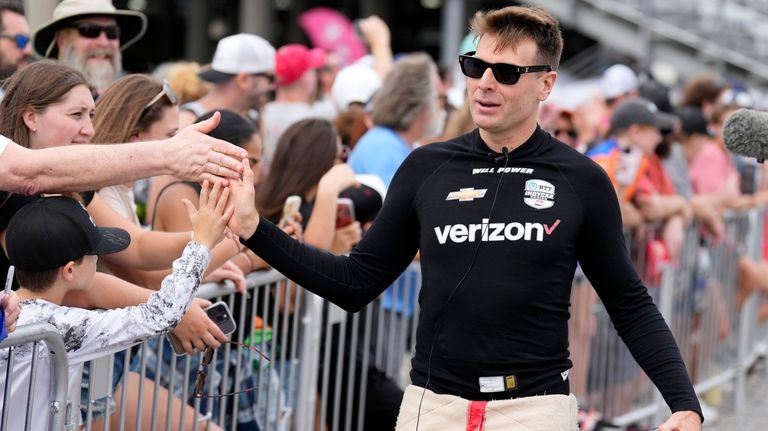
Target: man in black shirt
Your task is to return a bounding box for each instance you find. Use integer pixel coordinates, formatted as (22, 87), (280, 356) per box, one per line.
(228, 5), (702, 431)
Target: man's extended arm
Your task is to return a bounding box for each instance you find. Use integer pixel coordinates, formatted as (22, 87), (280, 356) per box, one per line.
(230, 158), (419, 312)
(1, 112), (247, 195)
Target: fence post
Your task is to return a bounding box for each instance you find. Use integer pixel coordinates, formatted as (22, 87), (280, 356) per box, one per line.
(735, 209), (762, 410)
(653, 263), (677, 425)
(295, 292), (323, 431)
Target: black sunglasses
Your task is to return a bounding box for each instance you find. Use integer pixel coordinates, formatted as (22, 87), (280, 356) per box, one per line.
(0, 33), (30, 49)
(193, 341), (270, 399)
(458, 51), (551, 85)
(252, 73), (275, 84)
(69, 23), (120, 40)
(554, 128), (577, 139)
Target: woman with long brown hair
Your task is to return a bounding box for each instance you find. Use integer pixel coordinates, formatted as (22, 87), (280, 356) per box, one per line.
(257, 118), (360, 253)
(89, 74), (250, 292)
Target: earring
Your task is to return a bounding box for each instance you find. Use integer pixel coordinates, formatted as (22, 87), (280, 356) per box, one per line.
(31, 128), (37, 133)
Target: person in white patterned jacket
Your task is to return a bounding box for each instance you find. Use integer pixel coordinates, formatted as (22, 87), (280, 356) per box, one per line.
(0, 180), (232, 430)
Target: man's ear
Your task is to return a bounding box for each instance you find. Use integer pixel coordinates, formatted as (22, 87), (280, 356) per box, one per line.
(60, 261), (76, 282)
(538, 71), (558, 102)
(54, 30), (70, 54)
(234, 72), (250, 89)
(363, 112), (374, 129)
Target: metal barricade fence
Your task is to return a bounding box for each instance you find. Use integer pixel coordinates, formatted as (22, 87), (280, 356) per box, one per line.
(72, 269), (309, 431)
(63, 263), (423, 431)
(7, 209), (768, 430)
(0, 323), (69, 431)
(72, 263), (420, 431)
(568, 224), (662, 424)
(312, 261), (421, 431)
(577, 208), (768, 428)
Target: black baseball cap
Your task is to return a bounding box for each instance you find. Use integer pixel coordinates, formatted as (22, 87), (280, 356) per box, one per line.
(675, 106), (713, 137)
(610, 96), (677, 132)
(638, 80), (673, 113)
(339, 184), (382, 225)
(6, 196), (131, 272)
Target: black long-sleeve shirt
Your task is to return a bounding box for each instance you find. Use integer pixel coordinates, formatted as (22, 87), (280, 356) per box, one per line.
(242, 127), (702, 419)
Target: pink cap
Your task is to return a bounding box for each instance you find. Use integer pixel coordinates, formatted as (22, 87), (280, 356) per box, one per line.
(275, 44), (326, 86)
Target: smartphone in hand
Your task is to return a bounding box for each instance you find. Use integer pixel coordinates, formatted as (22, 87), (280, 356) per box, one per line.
(167, 301), (237, 355)
(336, 198), (356, 228)
(278, 195), (302, 228)
(204, 301), (237, 335)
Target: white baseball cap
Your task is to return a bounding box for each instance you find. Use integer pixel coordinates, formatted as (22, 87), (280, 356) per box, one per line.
(199, 33), (276, 83)
(600, 64), (638, 100)
(331, 64), (382, 111)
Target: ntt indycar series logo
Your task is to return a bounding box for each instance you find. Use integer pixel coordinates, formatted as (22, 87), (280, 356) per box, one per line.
(434, 218), (561, 244)
(524, 179), (555, 209)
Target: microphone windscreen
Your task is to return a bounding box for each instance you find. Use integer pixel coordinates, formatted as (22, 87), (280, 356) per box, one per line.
(723, 109), (768, 160)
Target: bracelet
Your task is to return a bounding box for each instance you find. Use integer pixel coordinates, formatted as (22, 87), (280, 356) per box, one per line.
(237, 252), (253, 273)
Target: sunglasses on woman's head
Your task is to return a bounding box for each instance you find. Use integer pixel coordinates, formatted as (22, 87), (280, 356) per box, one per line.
(458, 51), (551, 85)
(144, 80), (178, 110)
(68, 23), (120, 40)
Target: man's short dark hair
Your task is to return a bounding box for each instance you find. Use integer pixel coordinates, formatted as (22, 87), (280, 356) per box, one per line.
(0, 1), (24, 17)
(15, 256), (83, 292)
(0, 0), (24, 34)
(470, 5), (563, 70)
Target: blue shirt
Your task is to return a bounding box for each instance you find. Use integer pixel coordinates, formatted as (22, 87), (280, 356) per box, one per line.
(348, 126), (411, 188)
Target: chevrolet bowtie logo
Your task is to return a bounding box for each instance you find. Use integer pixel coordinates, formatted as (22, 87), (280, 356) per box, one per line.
(446, 188), (488, 202)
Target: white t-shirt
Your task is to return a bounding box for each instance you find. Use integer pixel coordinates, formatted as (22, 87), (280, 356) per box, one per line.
(98, 184), (140, 225)
(0, 242), (211, 430)
(0, 134), (9, 157)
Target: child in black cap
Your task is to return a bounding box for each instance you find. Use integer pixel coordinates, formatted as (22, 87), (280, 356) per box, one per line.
(0, 181), (232, 430)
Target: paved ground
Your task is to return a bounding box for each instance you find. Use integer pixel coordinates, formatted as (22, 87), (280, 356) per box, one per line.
(702, 361), (768, 430)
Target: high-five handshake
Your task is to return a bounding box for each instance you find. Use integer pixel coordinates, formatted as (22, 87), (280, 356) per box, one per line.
(183, 180), (235, 250)
(192, 159), (300, 251)
(226, 159), (263, 239)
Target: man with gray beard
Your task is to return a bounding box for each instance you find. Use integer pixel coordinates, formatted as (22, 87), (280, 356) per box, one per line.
(31, 0), (146, 95)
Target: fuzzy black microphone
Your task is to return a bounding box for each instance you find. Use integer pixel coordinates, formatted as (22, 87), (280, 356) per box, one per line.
(723, 108), (768, 163)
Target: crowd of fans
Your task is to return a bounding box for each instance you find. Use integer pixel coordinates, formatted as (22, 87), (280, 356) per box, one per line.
(0, 0), (766, 429)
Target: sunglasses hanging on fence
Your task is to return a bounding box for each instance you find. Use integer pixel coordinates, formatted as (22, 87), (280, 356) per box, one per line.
(193, 341), (271, 399)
